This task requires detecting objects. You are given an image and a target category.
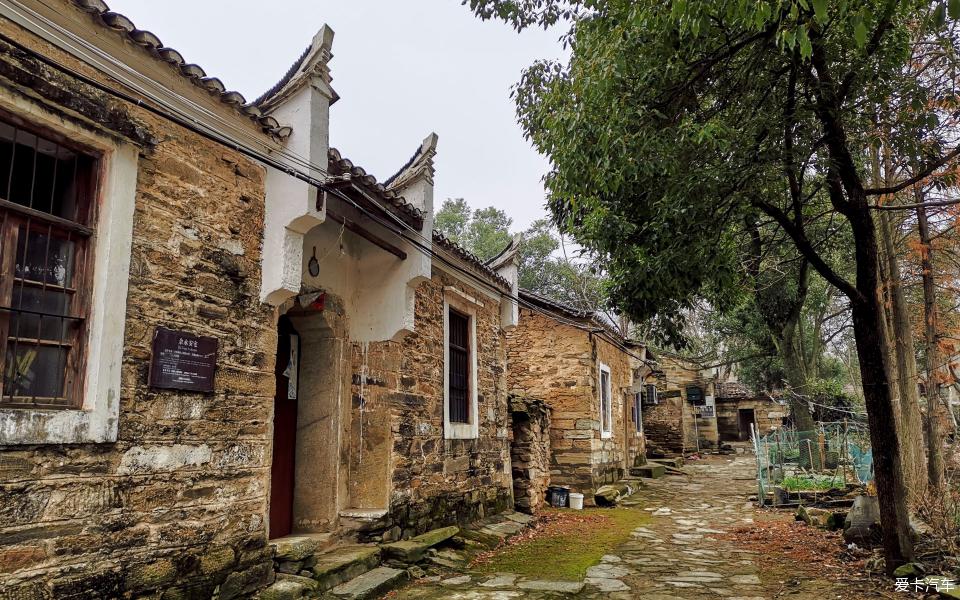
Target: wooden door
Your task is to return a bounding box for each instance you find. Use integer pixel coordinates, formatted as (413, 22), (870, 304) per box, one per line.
(270, 316), (299, 539)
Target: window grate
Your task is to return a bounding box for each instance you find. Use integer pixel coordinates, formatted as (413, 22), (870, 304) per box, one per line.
(0, 116), (97, 409)
(448, 308), (470, 424)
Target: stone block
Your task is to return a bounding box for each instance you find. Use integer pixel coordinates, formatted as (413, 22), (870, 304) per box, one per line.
(650, 457), (684, 469)
(330, 566), (405, 599)
(574, 419), (600, 430)
(631, 464), (665, 479)
(411, 525), (459, 546)
(126, 558), (176, 591)
(199, 546), (235, 576)
(270, 536), (319, 561)
(260, 574), (317, 600)
(380, 540), (428, 564)
(311, 545), (381, 592)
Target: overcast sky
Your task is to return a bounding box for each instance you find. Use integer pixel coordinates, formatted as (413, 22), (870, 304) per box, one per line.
(106, 1), (567, 229)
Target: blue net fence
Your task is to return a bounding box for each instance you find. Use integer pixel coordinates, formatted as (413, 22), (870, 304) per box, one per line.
(752, 421), (873, 506)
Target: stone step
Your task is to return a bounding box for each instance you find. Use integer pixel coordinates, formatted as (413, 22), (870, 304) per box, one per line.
(380, 525), (459, 564)
(270, 533), (336, 562)
(338, 508), (390, 543)
(260, 574), (319, 600)
(630, 464), (666, 479)
(311, 544), (381, 592)
(329, 566), (405, 599)
(650, 456), (684, 469)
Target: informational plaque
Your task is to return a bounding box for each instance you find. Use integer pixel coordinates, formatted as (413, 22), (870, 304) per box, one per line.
(149, 327), (218, 392)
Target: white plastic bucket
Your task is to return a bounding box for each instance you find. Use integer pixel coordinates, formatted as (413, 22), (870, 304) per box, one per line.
(568, 492), (584, 510)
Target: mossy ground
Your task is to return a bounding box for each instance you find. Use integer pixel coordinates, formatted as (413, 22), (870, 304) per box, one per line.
(472, 506), (649, 581)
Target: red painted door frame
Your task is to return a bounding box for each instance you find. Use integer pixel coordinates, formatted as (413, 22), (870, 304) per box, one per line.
(269, 316), (299, 539)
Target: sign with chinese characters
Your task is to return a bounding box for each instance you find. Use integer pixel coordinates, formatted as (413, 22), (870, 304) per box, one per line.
(149, 327), (218, 392)
(697, 405), (715, 418)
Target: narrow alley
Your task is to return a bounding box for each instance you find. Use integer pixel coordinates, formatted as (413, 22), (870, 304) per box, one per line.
(393, 455), (888, 600)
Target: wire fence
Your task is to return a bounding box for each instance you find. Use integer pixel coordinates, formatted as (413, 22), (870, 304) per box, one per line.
(752, 421), (873, 506)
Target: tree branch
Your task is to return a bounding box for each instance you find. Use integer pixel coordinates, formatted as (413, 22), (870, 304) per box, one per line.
(750, 197), (860, 302)
(864, 146), (960, 196)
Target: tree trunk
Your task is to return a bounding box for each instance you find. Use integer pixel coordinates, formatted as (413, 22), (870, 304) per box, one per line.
(878, 209), (926, 504)
(849, 207), (914, 570)
(916, 202), (946, 497)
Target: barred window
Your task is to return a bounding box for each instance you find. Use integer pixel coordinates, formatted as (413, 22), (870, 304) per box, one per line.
(0, 115), (97, 409)
(448, 308), (470, 424)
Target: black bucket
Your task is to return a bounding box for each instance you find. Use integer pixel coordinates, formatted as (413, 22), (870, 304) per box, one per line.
(548, 485), (570, 508)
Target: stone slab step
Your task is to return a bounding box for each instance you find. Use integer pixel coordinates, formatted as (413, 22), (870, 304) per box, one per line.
(269, 533), (336, 562)
(650, 456), (684, 469)
(261, 574), (318, 600)
(311, 544), (381, 592)
(330, 566), (405, 599)
(380, 526), (458, 563)
(630, 464), (666, 479)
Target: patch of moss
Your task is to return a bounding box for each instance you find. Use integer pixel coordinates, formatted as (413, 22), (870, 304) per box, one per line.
(476, 507), (649, 581)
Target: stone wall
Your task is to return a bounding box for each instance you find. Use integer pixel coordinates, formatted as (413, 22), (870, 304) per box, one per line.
(641, 395), (685, 455)
(642, 355), (714, 456)
(506, 309), (635, 501)
(344, 268), (513, 542)
(716, 397), (787, 441)
(0, 18), (277, 600)
(509, 395), (551, 513)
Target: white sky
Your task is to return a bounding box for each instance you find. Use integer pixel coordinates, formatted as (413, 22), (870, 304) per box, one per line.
(105, 1), (567, 229)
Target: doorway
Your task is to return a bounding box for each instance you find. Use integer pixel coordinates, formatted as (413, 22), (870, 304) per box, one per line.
(270, 315), (299, 539)
(737, 408), (756, 442)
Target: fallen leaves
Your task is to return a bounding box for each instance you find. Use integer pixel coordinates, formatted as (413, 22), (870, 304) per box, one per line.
(720, 517), (870, 577)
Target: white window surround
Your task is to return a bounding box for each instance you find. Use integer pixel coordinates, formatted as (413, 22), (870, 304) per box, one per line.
(443, 287), (479, 440)
(0, 91), (137, 445)
(599, 363), (613, 439)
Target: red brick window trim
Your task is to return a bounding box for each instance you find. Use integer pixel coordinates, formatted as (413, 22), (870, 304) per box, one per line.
(0, 113), (98, 409)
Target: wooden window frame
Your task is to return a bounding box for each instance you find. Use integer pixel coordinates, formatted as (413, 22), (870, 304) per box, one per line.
(0, 110), (100, 409)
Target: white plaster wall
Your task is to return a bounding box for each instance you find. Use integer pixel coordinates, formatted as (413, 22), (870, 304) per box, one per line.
(261, 84), (332, 305)
(300, 218), (427, 343)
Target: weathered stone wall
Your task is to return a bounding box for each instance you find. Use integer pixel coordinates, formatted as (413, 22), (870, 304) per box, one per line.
(716, 397), (787, 441)
(509, 395), (551, 513)
(0, 18), (277, 600)
(642, 394), (685, 455)
(643, 355), (713, 455)
(345, 268), (512, 542)
(506, 309), (635, 500)
(594, 335), (633, 485)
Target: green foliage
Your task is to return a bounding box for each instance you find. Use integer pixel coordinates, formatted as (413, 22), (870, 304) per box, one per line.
(433, 197), (471, 243)
(466, 0), (955, 348)
(782, 474), (844, 491)
(434, 200), (609, 311)
(434, 198), (512, 260)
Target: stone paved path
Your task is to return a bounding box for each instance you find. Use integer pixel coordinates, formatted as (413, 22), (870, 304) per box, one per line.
(393, 454), (886, 599)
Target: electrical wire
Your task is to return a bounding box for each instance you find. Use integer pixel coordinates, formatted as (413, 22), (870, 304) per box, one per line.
(2, 0), (332, 180)
(0, 16), (649, 361)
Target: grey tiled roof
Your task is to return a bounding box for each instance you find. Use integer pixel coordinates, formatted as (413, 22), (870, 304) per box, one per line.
(327, 148), (425, 229)
(70, 0), (285, 135)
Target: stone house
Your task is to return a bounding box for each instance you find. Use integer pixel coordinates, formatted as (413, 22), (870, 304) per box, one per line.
(640, 354), (717, 455)
(505, 289), (645, 504)
(714, 382), (788, 442)
(0, 1), (517, 597)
